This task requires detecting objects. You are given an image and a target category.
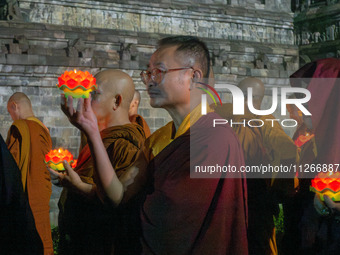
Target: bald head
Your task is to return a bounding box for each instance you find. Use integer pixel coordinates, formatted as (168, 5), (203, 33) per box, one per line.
(7, 92), (34, 121)
(238, 77), (265, 110)
(95, 69), (135, 110)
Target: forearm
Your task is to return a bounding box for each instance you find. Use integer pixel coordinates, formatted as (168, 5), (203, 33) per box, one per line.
(86, 132), (124, 205)
(68, 181), (96, 200)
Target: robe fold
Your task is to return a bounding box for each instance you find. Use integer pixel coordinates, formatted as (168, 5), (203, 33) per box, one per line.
(130, 114), (151, 139)
(6, 117), (53, 255)
(0, 134), (43, 254)
(214, 103), (279, 255)
(141, 110), (248, 255)
(59, 123), (145, 255)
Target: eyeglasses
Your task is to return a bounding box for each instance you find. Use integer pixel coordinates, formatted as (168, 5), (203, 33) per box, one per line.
(140, 67), (193, 85)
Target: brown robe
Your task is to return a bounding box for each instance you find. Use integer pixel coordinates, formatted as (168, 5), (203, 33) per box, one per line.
(6, 117), (53, 255)
(58, 123), (145, 255)
(130, 114), (151, 138)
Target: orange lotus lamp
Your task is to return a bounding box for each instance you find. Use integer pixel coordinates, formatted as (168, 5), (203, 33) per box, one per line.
(57, 69), (97, 98)
(45, 148), (74, 171)
(310, 171), (340, 201)
(71, 159), (77, 169)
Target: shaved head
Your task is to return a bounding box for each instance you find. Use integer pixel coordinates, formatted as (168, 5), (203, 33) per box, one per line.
(8, 92), (32, 108)
(91, 69), (136, 129)
(95, 69), (135, 110)
(238, 77), (265, 110)
(7, 92), (34, 121)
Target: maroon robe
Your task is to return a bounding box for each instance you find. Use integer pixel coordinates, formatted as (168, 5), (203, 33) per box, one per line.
(284, 58), (340, 254)
(141, 112), (248, 254)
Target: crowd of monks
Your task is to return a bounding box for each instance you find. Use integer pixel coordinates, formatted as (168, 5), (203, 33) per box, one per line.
(1, 35), (340, 255)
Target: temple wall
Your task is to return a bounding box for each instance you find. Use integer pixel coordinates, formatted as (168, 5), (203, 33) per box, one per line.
(0, 0), (298, 226)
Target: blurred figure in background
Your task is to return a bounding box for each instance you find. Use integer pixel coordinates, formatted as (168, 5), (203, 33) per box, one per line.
(6, 92), (53, 255)
(129, 89), (151, 138)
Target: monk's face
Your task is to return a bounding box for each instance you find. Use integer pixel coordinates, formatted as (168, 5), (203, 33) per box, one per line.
(147, 45), (192, 109)
(91, 85), (114, 121)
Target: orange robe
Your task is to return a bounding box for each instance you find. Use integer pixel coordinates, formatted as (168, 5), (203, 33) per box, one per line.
(6, 117), (53, 255)
(59, 123), (145, 255)
(130, 114), (151, 138)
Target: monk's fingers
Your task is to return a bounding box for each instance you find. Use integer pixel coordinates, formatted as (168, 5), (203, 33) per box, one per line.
(47, 167), (65, 186)
(84, 94), (92, 112)
(62, 160), (73, 175)
(60, 94), (69, 116)
(324, 195), (340, 212)
(62, 160), (83, 185)
(66, 95), (76, 117)
(76, 98), (84, 114)
(314, 194), (330, 216)
(47, 166), (62, 179)
(60, 94), (76, 119)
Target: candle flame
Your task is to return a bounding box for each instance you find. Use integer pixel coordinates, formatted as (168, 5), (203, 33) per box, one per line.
(74, 69), (77, 73)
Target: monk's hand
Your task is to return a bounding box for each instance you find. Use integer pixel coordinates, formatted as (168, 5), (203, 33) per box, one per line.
(47, 166), (63, 187)
(324, 195), (340, 213)
(314, 193), (332, 216)
(61, 94), (99, 135)
(47, 160), (83, 190)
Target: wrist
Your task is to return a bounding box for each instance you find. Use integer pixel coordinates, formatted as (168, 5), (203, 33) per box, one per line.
(86, 128), (101, 141)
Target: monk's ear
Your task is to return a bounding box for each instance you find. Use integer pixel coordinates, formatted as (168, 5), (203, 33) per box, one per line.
(113, 94), (122, 110)
(192, 69), (203, 82)
(8, 101), (18, 111)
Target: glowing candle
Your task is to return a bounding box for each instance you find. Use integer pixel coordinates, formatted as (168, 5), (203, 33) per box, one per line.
(71, 159), (77, 169)
(57, 69), (97, 98)
(310, 171), (340, 201)
(295, 132), (314, 148)
(45, 148), (74, 171)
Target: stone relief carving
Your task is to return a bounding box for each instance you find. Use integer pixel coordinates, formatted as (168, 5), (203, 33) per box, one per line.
(0, 0), (23, 20)
(295, 22), (340, 45)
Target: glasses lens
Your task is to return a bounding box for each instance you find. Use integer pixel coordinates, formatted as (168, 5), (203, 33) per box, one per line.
(151, 69), (163, 84)
(140, 71), (149, 85)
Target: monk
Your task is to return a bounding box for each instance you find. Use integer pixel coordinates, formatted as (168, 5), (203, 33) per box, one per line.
(215, 78), (273, 255)
(6, 92), (53, 255)
(290, 58), (340, 254)
(238, 77), (297, 173)
(53, 70), (145, 255)
(60, 36), (248, 254)
(129, 89), (151, 138)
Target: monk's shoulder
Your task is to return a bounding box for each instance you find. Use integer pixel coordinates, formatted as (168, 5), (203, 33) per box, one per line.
(105, 123), (145, 150)
(8, 119), (28, 138)
(145, 122), (173, 146)
(194, 112), (240, 146)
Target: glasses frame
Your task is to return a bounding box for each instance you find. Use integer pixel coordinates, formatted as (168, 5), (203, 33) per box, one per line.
(140, 67), (193, 85)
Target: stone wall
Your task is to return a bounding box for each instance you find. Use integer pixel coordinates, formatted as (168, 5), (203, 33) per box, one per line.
(0, 0), (298, 226)
(293, 0), (340, 65)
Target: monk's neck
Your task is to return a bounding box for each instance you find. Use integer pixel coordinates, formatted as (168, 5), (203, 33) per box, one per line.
(97, 113), (131, 132)
(165, 104), (191, 131)
(20, 113), (35, 120)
